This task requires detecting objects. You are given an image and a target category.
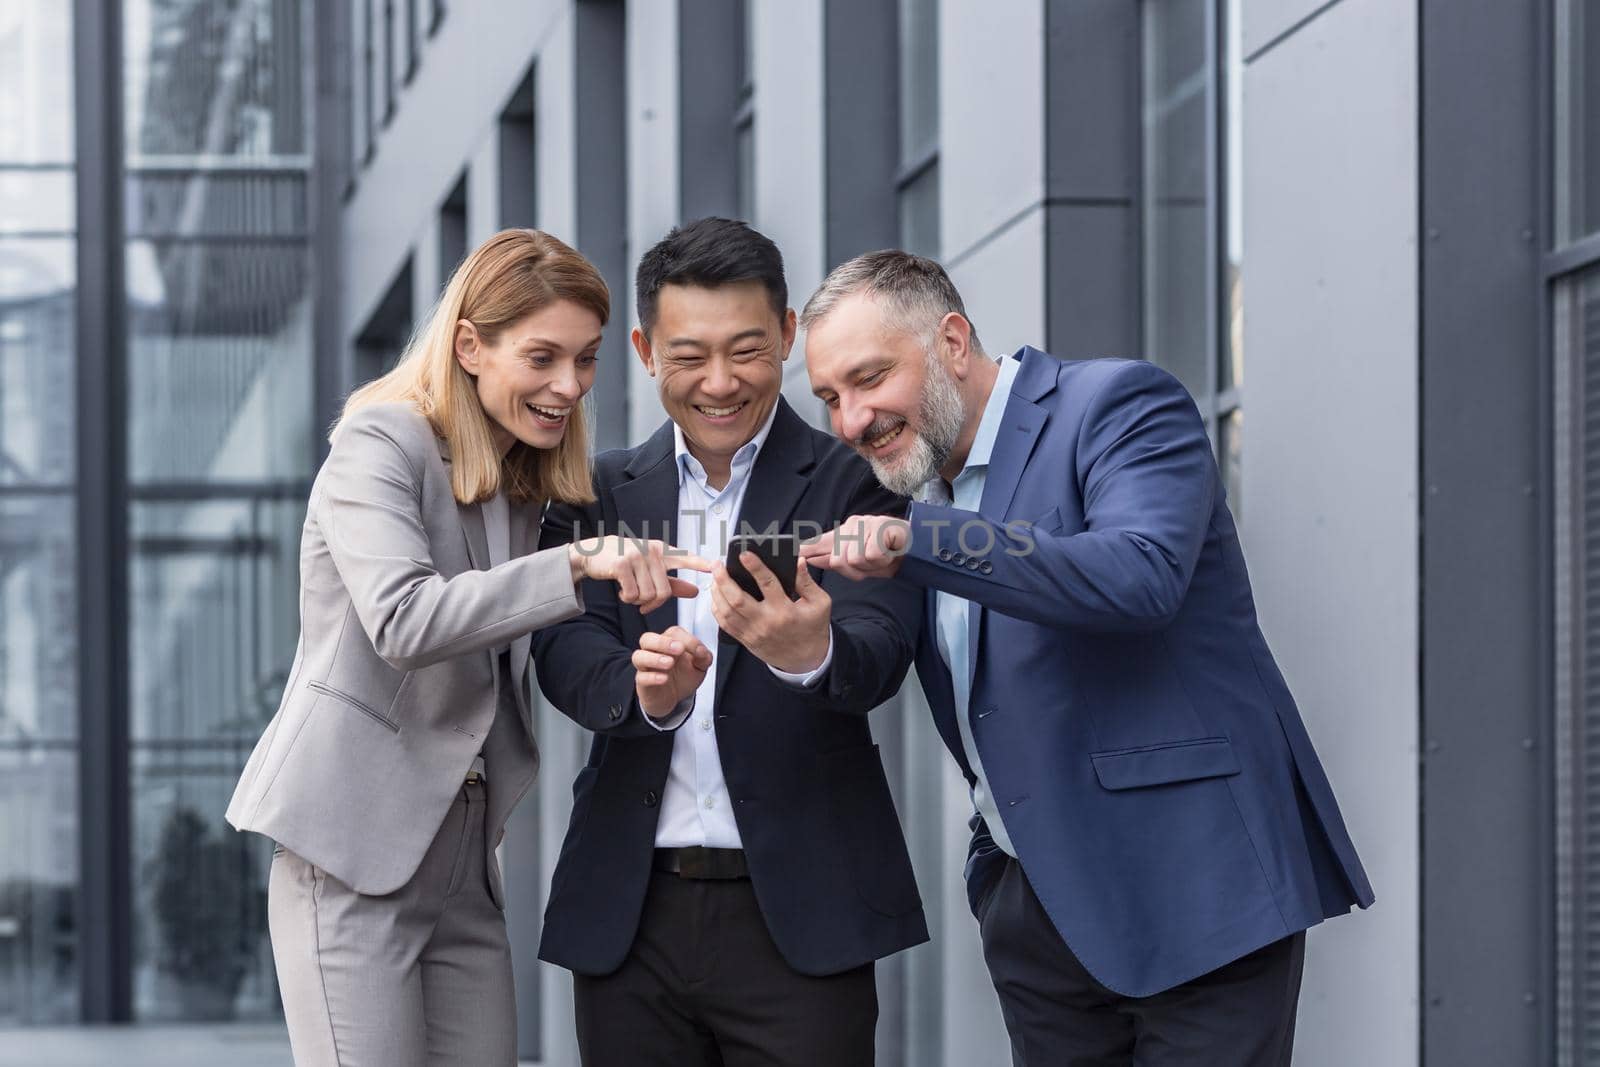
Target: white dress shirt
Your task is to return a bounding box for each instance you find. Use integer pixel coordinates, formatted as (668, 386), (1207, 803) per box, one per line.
(921, 353), (1022, 857)
(650, 403), (833, 849)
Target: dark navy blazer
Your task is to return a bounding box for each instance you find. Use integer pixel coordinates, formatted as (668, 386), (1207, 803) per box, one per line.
(900, 347), (1374, 998)
(532, 400), (928, 977)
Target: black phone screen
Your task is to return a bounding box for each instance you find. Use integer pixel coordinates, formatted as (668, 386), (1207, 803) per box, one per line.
(726, 534), (800, 601)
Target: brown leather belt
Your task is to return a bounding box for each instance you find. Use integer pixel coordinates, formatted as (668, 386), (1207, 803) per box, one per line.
(652, 846), (749, 880)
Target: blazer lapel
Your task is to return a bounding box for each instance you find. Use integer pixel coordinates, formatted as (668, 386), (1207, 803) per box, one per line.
(713, 401), (816, 704)
(436, 434), (491, 572)
(510, 501), (537, 716)
(612, 420), (681, 638)
(978, 350), (1054, 528)
(968, 349), (1057, 688)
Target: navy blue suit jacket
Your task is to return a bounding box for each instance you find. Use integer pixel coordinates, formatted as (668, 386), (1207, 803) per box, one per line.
(900, 348), (1374, 997)
(532, 400), (928, 976)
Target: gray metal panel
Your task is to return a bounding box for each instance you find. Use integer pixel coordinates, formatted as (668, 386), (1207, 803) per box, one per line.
(822, 0), (897, 265)
(677, 0), (741, 220)
(73, 0), (133, 1022)
(575, 0), (629, 451)
(1420, 0), (1546, 1064)
(1044, 0), (1140, 358)
(1044, 203), (1139, 360)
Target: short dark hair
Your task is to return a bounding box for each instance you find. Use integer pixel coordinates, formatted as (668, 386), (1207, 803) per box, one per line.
(634, 217), (788, 335)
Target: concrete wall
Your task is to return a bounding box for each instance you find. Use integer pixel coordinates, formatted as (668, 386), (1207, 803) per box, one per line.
(1241, 0), (1420, 1063)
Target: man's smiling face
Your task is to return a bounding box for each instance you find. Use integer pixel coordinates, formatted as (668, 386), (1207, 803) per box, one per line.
(634, 279), (795, 473)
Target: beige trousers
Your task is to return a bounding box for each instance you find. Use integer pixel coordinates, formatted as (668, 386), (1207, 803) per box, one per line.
(267, 780), (515, 1066)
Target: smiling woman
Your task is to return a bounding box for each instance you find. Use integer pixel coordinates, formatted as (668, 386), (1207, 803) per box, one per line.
(338, 227), (609, 507)
(225, 227), (713, 1066)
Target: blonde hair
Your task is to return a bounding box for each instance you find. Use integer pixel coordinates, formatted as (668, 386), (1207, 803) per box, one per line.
(336, 229), (608, 506)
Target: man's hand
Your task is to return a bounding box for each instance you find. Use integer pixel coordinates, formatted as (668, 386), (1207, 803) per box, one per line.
(797, 515), (910, 580)
(710, 554), (832, 674)
(633, 625), (714, 719)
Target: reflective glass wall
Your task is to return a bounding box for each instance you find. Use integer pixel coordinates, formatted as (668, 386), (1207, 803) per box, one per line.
(121, 0), (312, 1021)
(0, 1), (81, 1027)
(1, 0), (317, 1026)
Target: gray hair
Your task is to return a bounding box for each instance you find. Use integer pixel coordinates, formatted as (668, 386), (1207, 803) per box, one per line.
(799, 250), (982, 352)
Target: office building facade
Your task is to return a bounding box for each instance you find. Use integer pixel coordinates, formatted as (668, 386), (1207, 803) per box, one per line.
(0, 1), (1594, 1064)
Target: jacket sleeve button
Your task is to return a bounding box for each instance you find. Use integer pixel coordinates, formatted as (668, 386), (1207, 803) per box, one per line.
(979, 561), (993, 575)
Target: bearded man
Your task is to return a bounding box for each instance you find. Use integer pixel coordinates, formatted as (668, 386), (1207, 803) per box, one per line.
(799, 250), (1373, 1067)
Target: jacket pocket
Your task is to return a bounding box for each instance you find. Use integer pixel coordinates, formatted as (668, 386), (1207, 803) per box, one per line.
(1089, 736), (1239, 791)
(308, 680), (399, 733)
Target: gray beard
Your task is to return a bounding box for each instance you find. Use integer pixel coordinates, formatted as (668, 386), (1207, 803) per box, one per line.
(868, 355), (967, 497)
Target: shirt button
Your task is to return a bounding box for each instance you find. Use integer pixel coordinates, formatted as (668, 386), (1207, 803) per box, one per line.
(712, 502), (726, 515)
(699, 719), (712, 731)
(703, 796), (716, 809)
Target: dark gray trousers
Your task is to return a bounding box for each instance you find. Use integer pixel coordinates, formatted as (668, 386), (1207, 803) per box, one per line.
(978, 857), (1305, 1067)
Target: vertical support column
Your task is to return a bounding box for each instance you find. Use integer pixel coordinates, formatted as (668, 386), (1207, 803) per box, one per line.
(575, 0), (629, 451)
(74, 0), (132, 1023)
(313, 0), (352, 459)
(1420, 0), (1545, 1063)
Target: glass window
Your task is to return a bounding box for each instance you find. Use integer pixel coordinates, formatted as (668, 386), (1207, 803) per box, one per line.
(0, 742), (80, 1026)
(404, 0), (420, 83)
(122, 0), (312, 1022)
(0, 2), (76, 165)
(897, 0), (940, 256)
(1555, 0), (1600, 244)
(123, 0), (306, 162)
(898, 165), (940, 259)
(0, 170), (75, 236)
(734, 0), (755, 221)
(898, 0), (938, 163)
(1555, 266), (1600, 1067)
(1221, 0), (1243, 396)
(0, 239), (76, 489)
(129, 496), (302, 1021)
(383, 0), (398, 123)
(0, 3), (79, 1025)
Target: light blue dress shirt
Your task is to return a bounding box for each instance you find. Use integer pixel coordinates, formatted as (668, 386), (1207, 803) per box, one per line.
(649, 402), (832, 848)
(922, 353), (1022, 857)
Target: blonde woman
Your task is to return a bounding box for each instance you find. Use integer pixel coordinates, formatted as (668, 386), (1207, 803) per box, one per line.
(226, 229), (710, 1066)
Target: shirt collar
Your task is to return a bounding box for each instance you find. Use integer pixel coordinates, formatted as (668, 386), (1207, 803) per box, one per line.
(961, 353), (1022, 475)
(673, 397), (782, 488)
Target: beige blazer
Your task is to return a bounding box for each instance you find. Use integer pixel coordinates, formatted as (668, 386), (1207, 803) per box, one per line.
(225, 401), (583, 903)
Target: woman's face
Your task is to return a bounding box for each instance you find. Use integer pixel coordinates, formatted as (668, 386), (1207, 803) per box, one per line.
(454, 299), (603, 452)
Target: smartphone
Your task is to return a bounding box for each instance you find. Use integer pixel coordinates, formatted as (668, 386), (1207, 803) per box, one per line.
(726, 534), (800, 601)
